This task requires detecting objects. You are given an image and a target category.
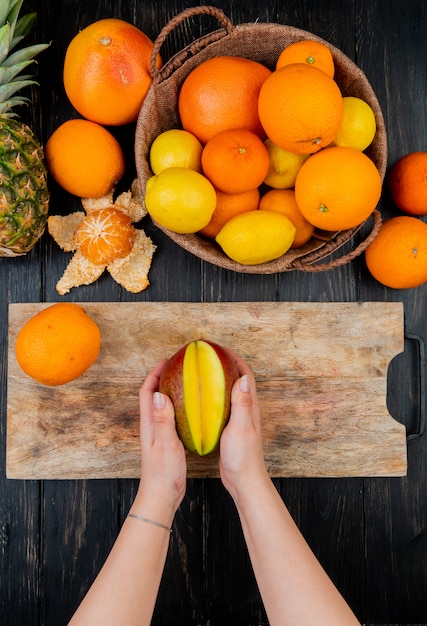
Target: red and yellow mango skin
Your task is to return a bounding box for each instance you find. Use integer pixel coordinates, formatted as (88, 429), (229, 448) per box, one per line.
(159, 339), (239, 456)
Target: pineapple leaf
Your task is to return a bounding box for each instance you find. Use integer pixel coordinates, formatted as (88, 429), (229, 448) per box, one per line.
(11, 13), (37, 51)
(4, 0), (24, 36)
(14, 12), (37, 39)
(0, 59), (33, 83)
(0, 78), (36, 103)
(0, 0), (19, 26)
(3, 42), (50, 66)
(0, 24), (11, 64)
(0, 96), (30, 115)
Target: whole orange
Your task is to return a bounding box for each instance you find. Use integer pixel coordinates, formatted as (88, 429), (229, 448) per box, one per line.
(259, 189), (314, 248)
(201, 128), (269, 194)
(178, 56), (271, 144)
(258, 63), (344, 154)
(276, 39), (335, 77)
(63, 18), (162, 126)
(75, 208), (134, 264)
(294, 146), (382, 231)
(15, 303), (101, 386)
(45, 119), (125, 198)
(388, 152), (427, 215)
(365, 216), (427, 289)
(199, 188), (260, 239)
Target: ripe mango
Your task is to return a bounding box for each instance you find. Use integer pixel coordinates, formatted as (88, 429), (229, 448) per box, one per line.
(159, 339), (239, 456)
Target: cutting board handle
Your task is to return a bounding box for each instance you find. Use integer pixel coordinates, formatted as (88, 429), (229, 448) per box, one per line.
(406, 333), (426, 442)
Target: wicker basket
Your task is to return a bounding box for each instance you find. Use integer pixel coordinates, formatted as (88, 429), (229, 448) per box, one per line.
(135, 6), (387, 274)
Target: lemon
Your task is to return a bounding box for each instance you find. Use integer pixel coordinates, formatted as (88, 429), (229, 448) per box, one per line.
(216, 209), (296, 264)
(263, 138), (310, 189)
(331, 96), (376, 151)
(145, 167), (217, 234)
(149, 129), (203, 174)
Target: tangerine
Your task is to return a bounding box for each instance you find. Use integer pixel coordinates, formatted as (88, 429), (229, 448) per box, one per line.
(259, 189), (314, 248)
(178, 55), (271, 144)
(388, 152), (427, 216)
(365, 216), (427, 289)
(276, 39), (335, 77)
(294, 146), (382, 231)
(74, 208), (134, 265)
(15, 303), (101, 386)
(45, 119), (125, 199)
(258, 63), (344, 154)
(201, 128), (269, 194)
(199, 188), (260, 239)
(63, 18), (161, 126)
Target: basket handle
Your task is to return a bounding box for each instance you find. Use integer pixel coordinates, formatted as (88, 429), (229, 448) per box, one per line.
(291, 209), (383, 272)
(149, 6), (235, 81)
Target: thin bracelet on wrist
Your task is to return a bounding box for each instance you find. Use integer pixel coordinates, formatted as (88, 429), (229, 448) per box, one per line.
(127, 513), (172, 533)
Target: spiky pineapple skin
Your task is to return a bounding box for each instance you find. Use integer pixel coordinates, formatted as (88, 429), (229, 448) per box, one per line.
(0, 117), (49, 256)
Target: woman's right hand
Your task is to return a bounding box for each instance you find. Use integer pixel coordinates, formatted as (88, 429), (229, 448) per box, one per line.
(219, 350), (269, 504)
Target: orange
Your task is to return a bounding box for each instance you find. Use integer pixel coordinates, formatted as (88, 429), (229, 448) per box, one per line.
(178, 55), (271, 144)
(365, 216), (427, 289)
(201, 128), (269, 194)
(45, 119), (125, 199)
(294, 146), (382, 231)
(63, 18), (162, 126)
(75, 208), (134, 265)
(388, 152), (427, 215)
(258, 63), (344, 154)
(259, 189), (314, 248)
(15, 303), (101, 386)
(276, 39), (335, 77)
(199, 188), (260, 239)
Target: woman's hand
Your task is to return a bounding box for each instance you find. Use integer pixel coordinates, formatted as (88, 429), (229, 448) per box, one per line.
(135, 360), (187, 518)
(219, 349), (269, 504)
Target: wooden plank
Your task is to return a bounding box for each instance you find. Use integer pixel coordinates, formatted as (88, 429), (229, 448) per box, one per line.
(7, 302), (406, 479)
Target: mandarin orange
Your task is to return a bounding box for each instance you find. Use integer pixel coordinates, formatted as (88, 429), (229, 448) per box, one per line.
(74, 207), (134, 265)
(365, 216), (427, 289)
(15, 303), (101, 386)
(201, 128), (269, 194)
(276, 39), (335, 77)
(294, 146), (382, 231)
(45, 119), (125, 199)
(388, 152), (427, 215)
(258, 63), (344, 154)
(63, 18), (161, 126)
(199, 188), (260, 239)
(259, 189), (314, 248)
(178, 56), (271, 144)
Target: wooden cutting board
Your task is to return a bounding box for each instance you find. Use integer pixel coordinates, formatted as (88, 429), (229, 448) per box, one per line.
(6, 301), (407, 479)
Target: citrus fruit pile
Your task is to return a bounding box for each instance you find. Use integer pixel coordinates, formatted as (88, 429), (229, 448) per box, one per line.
(46, 18), (161, 199)
(45, 18), (159, 294)
(364, 151), (427, 290)
(144, 42), (382, 266)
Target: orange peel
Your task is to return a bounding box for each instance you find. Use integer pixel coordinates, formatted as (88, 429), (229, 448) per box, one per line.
(48, 179), (156, 294)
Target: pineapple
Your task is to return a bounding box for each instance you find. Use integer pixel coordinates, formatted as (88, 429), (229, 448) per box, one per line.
(0, 0), (49, 256)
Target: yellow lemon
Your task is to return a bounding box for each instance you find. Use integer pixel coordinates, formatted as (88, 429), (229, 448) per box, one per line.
(149, 129), (203, 174)
(331, 96), (376, 151)
(263, 138), (310, 189)
(145, 167), (217, 234)
(216, 209), (296, 264)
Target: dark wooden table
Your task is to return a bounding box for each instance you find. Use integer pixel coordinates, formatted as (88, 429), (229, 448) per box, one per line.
(1, 1), (427, 624)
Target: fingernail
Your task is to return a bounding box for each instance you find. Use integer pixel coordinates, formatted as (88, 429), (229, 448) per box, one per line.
(240, 374), (250, 393)
(153, 391), (166, 409)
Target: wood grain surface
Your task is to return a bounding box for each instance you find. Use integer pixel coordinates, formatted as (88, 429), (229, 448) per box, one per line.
(7, 301), (407, 479)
